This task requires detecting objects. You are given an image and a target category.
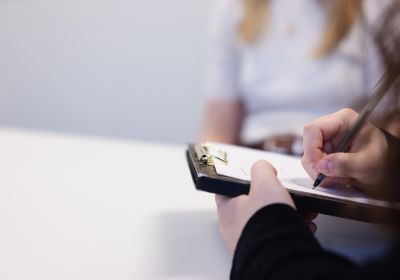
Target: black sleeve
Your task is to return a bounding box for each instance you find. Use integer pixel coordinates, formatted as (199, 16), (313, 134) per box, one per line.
(231, 204), (355, 280)
(231, 204), (400, 280)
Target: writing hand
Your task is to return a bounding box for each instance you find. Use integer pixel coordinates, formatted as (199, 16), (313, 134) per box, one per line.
(302, 108), (389, 195)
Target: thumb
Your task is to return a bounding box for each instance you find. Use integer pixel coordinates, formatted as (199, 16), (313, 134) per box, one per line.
(317, 153), (356, 178)
(250, 160), (279, 195)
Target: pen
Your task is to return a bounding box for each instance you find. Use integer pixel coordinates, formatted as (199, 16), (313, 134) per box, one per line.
(313, 68), (399, 188)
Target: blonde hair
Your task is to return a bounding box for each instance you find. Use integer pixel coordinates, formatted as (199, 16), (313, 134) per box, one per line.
(239, 0), (363, 56)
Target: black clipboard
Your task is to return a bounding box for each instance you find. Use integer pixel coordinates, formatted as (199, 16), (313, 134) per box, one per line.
(186, 143), (400, 224)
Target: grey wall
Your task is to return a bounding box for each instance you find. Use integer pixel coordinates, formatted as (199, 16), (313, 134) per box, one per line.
(0, 0), (212, 143)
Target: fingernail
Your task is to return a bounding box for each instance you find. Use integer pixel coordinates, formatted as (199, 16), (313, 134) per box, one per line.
(319, 160), (333, 174)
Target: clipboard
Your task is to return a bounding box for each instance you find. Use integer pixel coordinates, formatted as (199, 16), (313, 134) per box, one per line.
(186, 143), (400, 224)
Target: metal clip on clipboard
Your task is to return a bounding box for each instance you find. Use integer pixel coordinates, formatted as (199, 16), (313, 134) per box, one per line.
(194, 143), (228, 166)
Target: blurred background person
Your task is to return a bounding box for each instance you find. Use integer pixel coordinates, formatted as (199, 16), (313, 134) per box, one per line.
(200, 0), (400, 155)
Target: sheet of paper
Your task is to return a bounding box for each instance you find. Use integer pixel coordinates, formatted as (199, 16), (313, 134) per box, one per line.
(211, 143), (400, 209)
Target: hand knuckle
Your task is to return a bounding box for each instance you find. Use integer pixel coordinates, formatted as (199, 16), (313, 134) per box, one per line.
(303, 123), (314, 134)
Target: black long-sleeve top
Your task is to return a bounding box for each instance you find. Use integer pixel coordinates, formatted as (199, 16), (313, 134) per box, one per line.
(231, 204), (400, 279)
(231, 132), (400, 279)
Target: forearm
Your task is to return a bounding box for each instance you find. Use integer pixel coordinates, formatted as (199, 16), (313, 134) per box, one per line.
(199, 100), (244, 144)
(199, 130), (238, 144)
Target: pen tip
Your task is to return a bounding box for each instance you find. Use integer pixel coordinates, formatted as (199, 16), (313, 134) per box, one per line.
(313, 179), (321, 188)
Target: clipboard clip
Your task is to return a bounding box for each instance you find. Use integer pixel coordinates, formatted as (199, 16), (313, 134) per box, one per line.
(194, 143), (228, 166)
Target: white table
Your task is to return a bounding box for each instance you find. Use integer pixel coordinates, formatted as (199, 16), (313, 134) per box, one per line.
(0, 127), (393, 279)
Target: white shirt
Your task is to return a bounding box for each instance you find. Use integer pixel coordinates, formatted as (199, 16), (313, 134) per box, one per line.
(205, 0), (389, 145)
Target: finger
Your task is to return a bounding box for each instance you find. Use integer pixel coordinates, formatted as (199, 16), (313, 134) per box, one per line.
(215, 194), (229, 209)
(250, 160), (278, 195)
(302, 109), (358, 176)
(301, 156), (319, 180)
(302, 123), (324, 178)
(308, 212), (318, 221)
(319, 108), (358, 139)
(318, 176), (351, 188)
(308, 221), (317, 234)
(317, 152), (359, 178)
(299, 211), (318, 221)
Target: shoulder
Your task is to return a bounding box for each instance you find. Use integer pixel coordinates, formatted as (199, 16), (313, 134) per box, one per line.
(207, 0), (244, 42)
(208, 0), (243, 30)
(212, 0), (242, 13)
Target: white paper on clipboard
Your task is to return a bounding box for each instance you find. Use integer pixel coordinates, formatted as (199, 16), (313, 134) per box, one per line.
(211, 142), (399, 209)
